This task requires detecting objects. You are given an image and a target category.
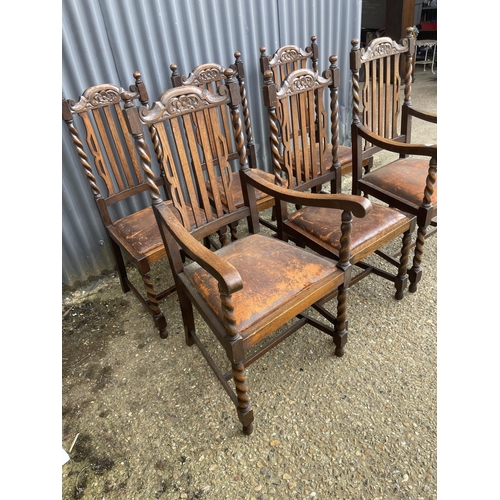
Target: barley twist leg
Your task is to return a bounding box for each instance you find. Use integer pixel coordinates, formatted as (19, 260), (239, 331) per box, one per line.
(232, 362), (254, 435)
(409, 226), (426, 293)
(334, 285), (348, 357)
(334, 210), (352, 357)
(394, 229), (412, 300)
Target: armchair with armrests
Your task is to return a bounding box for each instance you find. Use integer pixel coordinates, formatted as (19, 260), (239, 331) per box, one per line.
(124, 68), (372, 435)
(349, 28), (437, 292)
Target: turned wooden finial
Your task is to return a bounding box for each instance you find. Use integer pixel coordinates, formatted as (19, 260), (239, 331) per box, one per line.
(233, 51), (245, 79)
(328, 55), (340, 91)
(133, 71), (143, 89)
(310, 35), (319, 71)
(351, 39), (359, 49)
(170, 63), (182, 86)
(224, 68), (239, 101)
(259, 46), (270, 74)
(131, 70), (148, 105)
(262, 70), (277, 108)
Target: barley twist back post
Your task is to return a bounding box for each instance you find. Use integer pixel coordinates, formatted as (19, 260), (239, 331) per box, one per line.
(350, 39), (361, 124)
(62, 98), (101, 199)
(122, 96), (162, 205)
(262, 70), (285, 187)
(224, 69), (246, 169)
(328, 55), (340, 172)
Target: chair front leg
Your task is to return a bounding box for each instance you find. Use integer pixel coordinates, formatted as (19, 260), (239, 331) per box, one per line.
(409, 157), (436, 293)
(408, 225), (426, 293)
(394, 228), (412, 300)
(333, 284), (348, 357)
(334, 209), (353, 357)
(232, 361), (254, 435)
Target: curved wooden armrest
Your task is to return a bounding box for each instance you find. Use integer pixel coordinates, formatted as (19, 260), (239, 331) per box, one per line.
(153, 202), (243, 295)
(406, 106), (437, 124)
(355, 123), (437, 158)
(242, 169), (372, 218)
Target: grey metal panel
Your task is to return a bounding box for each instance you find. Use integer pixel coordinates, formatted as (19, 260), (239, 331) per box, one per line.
(62, 0), (362, 287)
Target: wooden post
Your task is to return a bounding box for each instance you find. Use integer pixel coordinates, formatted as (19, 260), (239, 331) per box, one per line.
(385, 0), (415, 41)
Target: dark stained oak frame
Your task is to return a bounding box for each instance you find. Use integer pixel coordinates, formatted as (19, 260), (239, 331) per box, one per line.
(124, 69), (372, 435)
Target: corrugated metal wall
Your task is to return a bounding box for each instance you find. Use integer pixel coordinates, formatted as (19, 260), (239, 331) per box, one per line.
(62, 0), (362, 287)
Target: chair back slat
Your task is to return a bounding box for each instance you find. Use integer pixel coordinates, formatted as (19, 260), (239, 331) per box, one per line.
(63, 82), (162, 214)
(351, 34), (415, 155)
(297, 91), (311, 182)
(131, 74), (248, 235)
(192, 109), (226, 217)
(175, 115), (212, 226)
(392, 56), (402, 135)
(206, 106), (236, 213)
(154, 122), (197, 227)
(275, 69), (331, 188)
(261, 37), (318, 86)
(113, 102), (144, 182)
(289, 93), (302, 182)
(91, 107), (128, 192)
(171, 58), (251, 166)
(384, 56), (392, 138)
(79, 111), (117, 195)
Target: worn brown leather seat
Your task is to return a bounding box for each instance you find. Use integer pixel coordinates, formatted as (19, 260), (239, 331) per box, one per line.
(360, 158), (437, 207)
(288, 203), (411, 259)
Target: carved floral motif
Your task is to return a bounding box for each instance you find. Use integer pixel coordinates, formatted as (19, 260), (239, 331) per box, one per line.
(71, 87), (123, 112)
(361, 39), (405, 61)
(276, 48), (302, 64)
(278, 70), (330, 97)
(193, 67), (223, 84)
(89, 89), (121, 106)
(141, 87), (228, 124)
(290, 74), (315, 91)
(166, 94), (203, 114)
(181, 64), (225, 86)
